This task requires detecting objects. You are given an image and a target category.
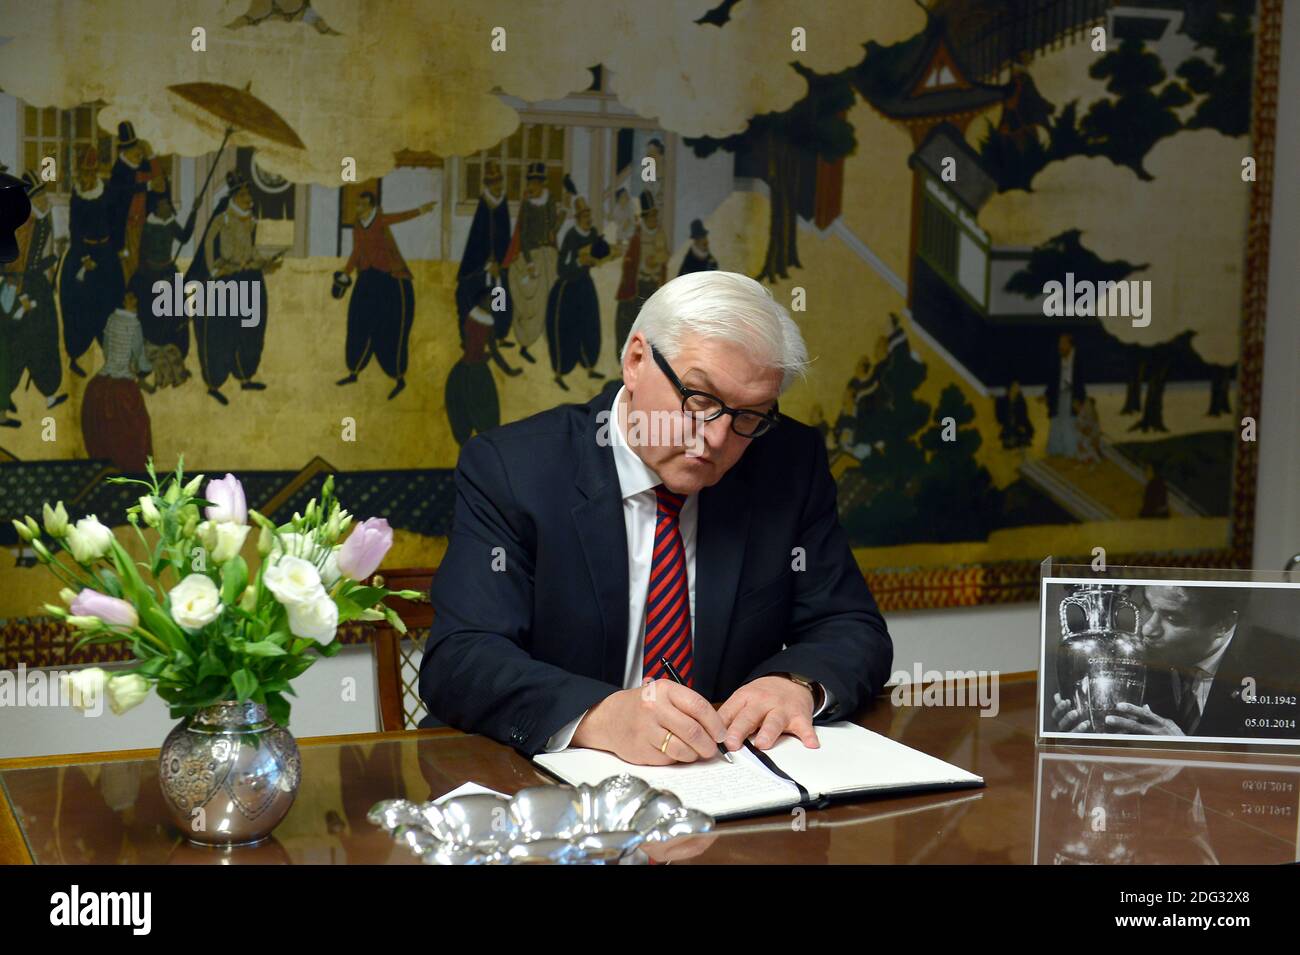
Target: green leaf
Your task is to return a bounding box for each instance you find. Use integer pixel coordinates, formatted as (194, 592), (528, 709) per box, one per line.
(71, 631), (131, 652)
(241, 640), (287, 658)
(196, 652), (227, 682)
(265, 692), (291, 727)
(137, 656), (170, 677)
(176, 676), (226, 706)
(342, 585), (386, 609)
(141, 603), (188, 656)
(220, 555), (248, 606)
(315, 639), (343, 658)
(97, 569), (123, 598)
(231, 669), (257, 702)
(283, 657), (314, 679)
(334, 594), (364, 623)
(161, 507), (180, 541)
(108, 539), (146, 604)
(151, 539), (168, 577)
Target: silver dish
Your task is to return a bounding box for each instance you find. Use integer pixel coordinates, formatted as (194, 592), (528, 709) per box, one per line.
(369, 773), (714, 865)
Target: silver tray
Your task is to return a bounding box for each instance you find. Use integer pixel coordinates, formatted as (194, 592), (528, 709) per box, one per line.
(369, 773), (714, 864)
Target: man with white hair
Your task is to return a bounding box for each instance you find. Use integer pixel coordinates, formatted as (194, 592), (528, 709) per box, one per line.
(421, 271), (892, 765)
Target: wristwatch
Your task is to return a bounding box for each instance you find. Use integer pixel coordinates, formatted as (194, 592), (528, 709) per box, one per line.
(781, 672), (824, 713)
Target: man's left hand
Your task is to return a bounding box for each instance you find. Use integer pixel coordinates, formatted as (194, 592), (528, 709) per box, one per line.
(718, 675), (819, 753)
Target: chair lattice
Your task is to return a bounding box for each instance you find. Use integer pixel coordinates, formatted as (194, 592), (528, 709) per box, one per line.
(399, 630), (429, 729)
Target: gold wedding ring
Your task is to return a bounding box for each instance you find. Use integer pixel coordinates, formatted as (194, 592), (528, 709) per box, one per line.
(660, 731), (674, 754)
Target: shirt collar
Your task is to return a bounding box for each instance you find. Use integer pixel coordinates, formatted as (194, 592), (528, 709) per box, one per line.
(610, 385), (665, 500)
(359, 208), (378, 228)
(1194, 623), (1236, 678)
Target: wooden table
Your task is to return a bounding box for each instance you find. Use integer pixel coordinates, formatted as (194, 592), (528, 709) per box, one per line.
(3, 679), (1298, 864)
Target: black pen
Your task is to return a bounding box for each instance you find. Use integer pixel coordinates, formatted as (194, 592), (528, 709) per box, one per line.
(659, 656), (734, 763)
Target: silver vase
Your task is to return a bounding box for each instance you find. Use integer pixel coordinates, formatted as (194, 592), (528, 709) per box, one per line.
(158, 701), (301, 847)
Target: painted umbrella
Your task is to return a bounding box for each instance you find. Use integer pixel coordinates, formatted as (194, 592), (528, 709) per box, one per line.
(166, 81), (305, 205)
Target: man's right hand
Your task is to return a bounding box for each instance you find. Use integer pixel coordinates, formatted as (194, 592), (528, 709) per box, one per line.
(571, 679), (728, 765)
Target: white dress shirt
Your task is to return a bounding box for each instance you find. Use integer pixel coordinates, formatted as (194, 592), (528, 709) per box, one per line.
(1175, 624), (1236, 733)
(545, 385), (698, 750)
(544, 385), (829, 751)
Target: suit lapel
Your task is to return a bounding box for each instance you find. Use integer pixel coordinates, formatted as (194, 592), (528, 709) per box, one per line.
(693, 469), (752, 701)
(572, 385), (631, 685)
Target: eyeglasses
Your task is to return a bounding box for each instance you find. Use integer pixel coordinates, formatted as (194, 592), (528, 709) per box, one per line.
(650, 344), (780, 438)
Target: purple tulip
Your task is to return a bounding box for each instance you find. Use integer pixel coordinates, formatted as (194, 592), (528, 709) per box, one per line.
(69, 589), (139, 629)
(205, 473), (248, 525)
(337, 518), (393, 581)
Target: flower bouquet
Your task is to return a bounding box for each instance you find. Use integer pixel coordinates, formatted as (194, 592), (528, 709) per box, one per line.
(12, 458), (422, 845)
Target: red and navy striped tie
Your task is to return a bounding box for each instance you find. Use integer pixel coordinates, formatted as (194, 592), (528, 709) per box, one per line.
(643, 484), (693, 686)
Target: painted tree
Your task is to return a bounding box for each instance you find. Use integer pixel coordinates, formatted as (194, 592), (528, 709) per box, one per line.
(1004, 228), (1147, 298)
(917, 384), (999, 542)
(684, 64), (857, 282)
(1177, 0), (1255, 137)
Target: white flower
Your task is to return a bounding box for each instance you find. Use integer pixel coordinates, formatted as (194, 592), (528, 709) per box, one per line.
(138, 495), (161, 527)
(43, 501), (69, 537)
(61, 667), (107, 712)
(169, 574), (222, 631)
(264, 554), (325, 609)
(269, 533), (340, 587)
(264, 555), (339, 643)
(319, 548), (341, 587)
(65, 515), (113, 563)
(199, 520), (250, 563)
(286, 593), (339, 645)
(106, 673), (150, 715)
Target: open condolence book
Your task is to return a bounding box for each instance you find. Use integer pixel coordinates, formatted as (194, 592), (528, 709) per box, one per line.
(534, 722), (984, 821)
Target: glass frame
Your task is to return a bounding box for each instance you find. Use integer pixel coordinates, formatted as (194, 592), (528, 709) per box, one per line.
(1036, 557), (1300, 756)
(649, 343), (780, 438)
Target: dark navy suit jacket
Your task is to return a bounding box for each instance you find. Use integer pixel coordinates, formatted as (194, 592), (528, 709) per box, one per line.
(418, 382), (893, 756)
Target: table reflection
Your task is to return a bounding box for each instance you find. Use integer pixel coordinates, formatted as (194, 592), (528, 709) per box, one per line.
(1034, 748), (1300, 864)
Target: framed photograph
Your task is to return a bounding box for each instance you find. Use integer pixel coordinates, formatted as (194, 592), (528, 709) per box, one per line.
(1038, 567), (1300, 749)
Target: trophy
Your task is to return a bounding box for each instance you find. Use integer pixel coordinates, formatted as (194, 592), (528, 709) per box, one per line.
(1057, 584), (1146, 733)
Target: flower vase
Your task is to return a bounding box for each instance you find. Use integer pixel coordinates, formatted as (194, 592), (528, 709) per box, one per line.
(158, 701), (301, 846)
